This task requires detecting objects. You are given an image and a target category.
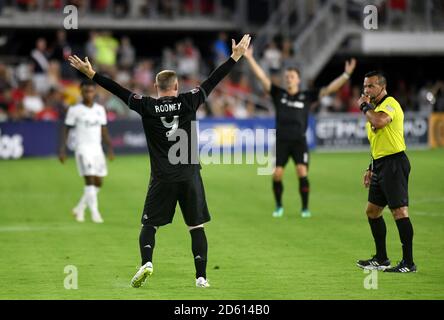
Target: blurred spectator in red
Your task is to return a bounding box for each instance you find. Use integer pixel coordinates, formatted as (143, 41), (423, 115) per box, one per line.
(90, 0), (108, 12)
(36, 103), (59, 121)
(347, 86), (362, 113)
(67, 0), (86, 11)
(22, 81), (44, 119)
(46, 87), (67, 118)
(44, 0), (63, 10)
(177, 39), (200, 77)
(182, 0), (214, 15)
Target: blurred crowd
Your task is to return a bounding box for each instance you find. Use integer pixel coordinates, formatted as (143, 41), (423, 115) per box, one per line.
(0, 0), (234, 19)
(1, 29), (444, 123)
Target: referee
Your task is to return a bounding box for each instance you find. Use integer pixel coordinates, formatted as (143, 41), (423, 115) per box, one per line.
(244, 46), (356, 218)
(357, 71), (416, 273)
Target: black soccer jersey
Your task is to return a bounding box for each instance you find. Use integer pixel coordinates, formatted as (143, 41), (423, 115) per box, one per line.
(92, 57), (237, 182)
(126, 90), (205, 181)
(270, 84), (319, 141)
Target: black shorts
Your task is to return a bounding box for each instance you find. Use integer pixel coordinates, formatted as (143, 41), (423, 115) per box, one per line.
(368, 151), (410, 209)
(141, 172), (211, 227)
(275, 138), (309, 167)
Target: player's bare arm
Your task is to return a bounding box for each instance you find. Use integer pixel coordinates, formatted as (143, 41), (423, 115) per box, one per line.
(101, 126), (114, 161)
(358, 94), (392, 129)
(319, 58), (356, 98)
(244, 46), (272, 93)
(58, 125), (71, 164)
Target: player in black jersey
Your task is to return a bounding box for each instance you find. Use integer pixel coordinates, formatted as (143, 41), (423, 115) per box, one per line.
(68, 34), (251, 288)
(244, 47), (356, 218)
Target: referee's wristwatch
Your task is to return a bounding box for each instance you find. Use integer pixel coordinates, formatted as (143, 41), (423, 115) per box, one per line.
(360, 102), (374, 114)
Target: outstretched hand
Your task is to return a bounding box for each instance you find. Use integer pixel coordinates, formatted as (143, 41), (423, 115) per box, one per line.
(231, 34), (252, 62)
(345, 58), (357, 75)
(68, 55), (96, 79)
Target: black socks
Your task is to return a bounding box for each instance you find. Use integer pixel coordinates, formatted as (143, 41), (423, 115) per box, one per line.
(272, 180), (283, 207)
(139, 225), (157, 265)
(299, 177), (309, 211)
(395, 217), (414, 265)
(368, 216), (388, 261)
(190, 227), (208, 279)
(273, 177), (309, 210)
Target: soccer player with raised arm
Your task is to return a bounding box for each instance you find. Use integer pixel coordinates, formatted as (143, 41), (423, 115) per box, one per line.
(59, 80), (114, 223)
(356, 71), (416, 273)
(68, 34), (251, 288)
(244, 47), (356, 218)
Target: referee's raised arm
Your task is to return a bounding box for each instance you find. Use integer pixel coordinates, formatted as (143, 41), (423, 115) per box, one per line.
(199, 34), (251, 97)
(67, 55), (144, 113)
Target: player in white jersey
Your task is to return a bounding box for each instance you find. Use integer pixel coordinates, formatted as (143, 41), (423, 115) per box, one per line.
(59, 80), (114, 223)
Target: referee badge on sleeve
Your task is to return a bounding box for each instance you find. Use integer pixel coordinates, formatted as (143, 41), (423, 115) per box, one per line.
(385, 105), (394, 112)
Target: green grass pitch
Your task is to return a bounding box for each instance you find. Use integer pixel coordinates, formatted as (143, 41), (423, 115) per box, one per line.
(1, 149), (443, 300)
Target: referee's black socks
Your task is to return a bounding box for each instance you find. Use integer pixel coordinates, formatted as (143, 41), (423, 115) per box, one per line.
(299, 177), (309, 211)
(139, 225), (157, 265)
(190, 227), (208, 279)
(272, 180), (283, 207)
(395, 217), (414, 265)
(368, 216), (388, 261)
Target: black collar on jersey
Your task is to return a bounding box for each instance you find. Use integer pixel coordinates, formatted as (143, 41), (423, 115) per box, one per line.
(375, 94), (389, 106)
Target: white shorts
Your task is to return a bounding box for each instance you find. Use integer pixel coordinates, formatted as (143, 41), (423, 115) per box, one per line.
(75, 147), (108, 177)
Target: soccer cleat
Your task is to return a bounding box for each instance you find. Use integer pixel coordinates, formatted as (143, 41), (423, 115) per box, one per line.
(196, 277), (210, 288)
(356, 256), (391, 270)
(272, 207), (284, 218)
(384, 260), (417, 273)
(131, 262), (153, 288)
(301, 209), (311, 218)
(92, 213), (104, 224)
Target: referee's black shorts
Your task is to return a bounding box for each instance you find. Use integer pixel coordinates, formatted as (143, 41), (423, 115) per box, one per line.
(141, 172), (211, 227)
(368, 151), (410, 209)
(275, 138), (309, 167)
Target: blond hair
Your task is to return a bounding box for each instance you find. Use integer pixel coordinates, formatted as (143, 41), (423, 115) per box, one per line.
(155, 70), (178, 91)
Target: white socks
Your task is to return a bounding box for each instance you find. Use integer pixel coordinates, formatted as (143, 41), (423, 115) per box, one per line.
(85, 185), (101, 218)
(74, 186), (88, 213)
(73, 185), (103, 222)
